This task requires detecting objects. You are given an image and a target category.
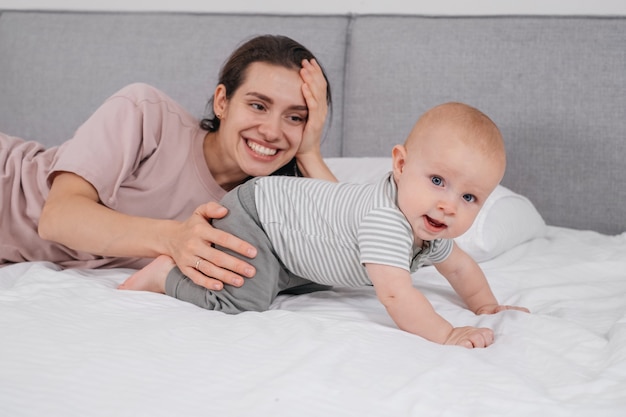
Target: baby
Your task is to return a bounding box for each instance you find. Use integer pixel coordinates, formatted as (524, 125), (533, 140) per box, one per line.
(120, 102), (529, 348)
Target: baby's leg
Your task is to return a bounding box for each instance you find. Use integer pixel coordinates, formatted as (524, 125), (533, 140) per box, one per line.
(164, 182), (285, 313)
(118, 255), (174, 293)
(165, 249), (300, 314)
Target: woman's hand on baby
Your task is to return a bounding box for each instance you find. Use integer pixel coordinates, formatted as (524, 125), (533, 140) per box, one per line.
(170, 202), (257, 291)
(445, 326), (495, 348)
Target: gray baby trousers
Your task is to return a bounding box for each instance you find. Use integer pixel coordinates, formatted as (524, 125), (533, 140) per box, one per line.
(164, 178), (330, 314)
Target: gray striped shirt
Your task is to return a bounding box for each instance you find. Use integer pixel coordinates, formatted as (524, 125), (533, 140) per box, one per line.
(254, 173), (453, 287)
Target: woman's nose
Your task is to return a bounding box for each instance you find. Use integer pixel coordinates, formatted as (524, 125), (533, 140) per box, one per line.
(258, 114), (281, 141)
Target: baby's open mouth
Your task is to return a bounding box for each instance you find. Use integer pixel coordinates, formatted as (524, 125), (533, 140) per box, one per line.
(425, 215), (446, 231)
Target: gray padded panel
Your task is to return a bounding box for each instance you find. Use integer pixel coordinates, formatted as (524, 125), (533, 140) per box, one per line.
(0, 12), (348, 155)
(1, 12), (624, 234)
(343, 16), (626, 235)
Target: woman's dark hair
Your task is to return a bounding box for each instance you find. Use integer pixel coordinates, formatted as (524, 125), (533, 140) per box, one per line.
(200, 34), (333, 177)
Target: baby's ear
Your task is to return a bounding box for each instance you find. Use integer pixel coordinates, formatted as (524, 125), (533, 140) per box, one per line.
(391, 145), (407, 176)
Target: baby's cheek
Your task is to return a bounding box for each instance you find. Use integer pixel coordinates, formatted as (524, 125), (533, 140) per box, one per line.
(454, 212), (478, 236)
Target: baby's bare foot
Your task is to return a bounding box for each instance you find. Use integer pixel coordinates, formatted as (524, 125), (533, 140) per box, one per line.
(118, 254), (175, 294)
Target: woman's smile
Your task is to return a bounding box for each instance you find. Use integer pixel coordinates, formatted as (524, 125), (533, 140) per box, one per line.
(246, 139), (278, 157)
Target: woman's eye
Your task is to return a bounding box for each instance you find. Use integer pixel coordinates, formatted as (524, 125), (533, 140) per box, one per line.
(287, 114), (307, 124)
(463, 194), (476, 203)
(431, 176), (443, 186)
(251, 103), (266, 111)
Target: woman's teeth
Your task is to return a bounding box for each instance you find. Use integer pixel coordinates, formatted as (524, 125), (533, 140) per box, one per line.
(247, 141), (277, 156)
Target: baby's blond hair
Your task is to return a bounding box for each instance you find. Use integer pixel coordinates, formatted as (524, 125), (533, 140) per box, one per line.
(405, 102), (505, 164)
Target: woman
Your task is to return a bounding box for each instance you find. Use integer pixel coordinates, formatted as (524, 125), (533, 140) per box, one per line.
(0, 34), (336, 292)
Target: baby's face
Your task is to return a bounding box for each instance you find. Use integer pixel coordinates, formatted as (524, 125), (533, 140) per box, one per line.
(392, 125), (504, 243)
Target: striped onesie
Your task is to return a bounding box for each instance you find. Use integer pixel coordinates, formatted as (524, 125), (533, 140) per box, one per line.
(165, 172), (453, 313)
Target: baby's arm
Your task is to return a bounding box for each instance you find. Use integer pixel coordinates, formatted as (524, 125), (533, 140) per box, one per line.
(366, 263), (494, 348)
(434, 243), (530, 315)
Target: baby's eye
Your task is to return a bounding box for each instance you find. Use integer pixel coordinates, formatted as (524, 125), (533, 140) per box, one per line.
(431, 176), (443, 186)
(463, 194), (476, 203)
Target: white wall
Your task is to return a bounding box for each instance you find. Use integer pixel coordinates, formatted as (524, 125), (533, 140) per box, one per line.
(1, 0), (625, 16)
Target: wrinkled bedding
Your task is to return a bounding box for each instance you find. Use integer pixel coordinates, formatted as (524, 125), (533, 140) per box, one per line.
(1, 226), (625, 416)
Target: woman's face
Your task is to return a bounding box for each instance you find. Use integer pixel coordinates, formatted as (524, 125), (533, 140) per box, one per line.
(215, 61), (307, 178)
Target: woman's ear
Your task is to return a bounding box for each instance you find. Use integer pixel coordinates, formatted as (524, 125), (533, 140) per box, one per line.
(391, 145), (407, 179)
(213, 84), (227, 118)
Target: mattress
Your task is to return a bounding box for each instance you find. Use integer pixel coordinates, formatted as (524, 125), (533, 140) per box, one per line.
(1, 159), (625, 417)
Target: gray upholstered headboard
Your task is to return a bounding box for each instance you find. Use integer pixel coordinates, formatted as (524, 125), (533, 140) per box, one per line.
(0, 11), (624, 235)
(0, 11), (349, 155)
(341, 16), (626, 236)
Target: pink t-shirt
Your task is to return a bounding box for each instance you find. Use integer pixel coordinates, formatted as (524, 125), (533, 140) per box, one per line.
(0, 83), (226, 269)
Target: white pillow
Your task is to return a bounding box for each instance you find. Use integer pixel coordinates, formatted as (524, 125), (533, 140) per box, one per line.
(454, 183), (546, 262)
(325, 157), (546, 262)
(325, 157), (394, 184)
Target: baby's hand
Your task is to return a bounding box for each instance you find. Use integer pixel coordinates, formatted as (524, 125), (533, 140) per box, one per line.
(476, 304), (530, 315)
(445, 326), (494, 348)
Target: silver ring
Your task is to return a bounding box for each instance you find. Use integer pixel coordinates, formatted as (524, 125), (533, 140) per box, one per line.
(194, 258), (202, 270)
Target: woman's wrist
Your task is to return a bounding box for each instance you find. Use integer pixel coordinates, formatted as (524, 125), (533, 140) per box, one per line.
(153, 219), (182, 259)
(296, 151), (337, 181)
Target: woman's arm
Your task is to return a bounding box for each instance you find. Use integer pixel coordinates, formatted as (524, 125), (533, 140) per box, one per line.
(296, 59), (337, 182)
(39, 172), (256, 290)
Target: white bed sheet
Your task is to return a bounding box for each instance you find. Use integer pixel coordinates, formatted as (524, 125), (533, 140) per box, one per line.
(1, 226), (625, 417)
